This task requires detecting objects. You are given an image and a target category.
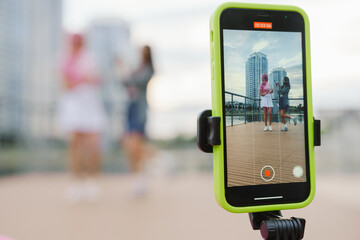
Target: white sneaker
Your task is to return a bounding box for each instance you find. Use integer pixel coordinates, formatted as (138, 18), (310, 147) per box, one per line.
(84, 180), (100, 202)
(293, 118), (297, 126)
(281, 126), (288, 132)
(66, 184), (82, 203)
(268, 126), (272, 131)
(264, 126), (268, 131)
(132, 174), (148, 198)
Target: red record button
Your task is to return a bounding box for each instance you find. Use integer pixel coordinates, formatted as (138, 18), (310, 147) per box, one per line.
(261, 165), (275, 182)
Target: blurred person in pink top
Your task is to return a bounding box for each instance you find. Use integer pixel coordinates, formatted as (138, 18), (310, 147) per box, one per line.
(58, 34), (106, 202)
(259, 73), (273, 131)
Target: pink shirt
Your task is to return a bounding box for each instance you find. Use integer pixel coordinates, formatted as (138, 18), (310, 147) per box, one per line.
(259, 82), (270, 95)
(61, 51), (98, 87)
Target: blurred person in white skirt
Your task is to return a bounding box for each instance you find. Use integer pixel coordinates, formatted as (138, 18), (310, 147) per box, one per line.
(58, 34), (106, 202)
(259, 73), (274, 131)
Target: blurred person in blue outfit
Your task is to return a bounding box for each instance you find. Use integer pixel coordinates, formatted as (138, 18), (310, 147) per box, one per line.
(121, 45), (154, 196)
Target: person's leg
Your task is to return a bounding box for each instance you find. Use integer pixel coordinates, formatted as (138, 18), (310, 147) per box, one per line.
(78, 132), (89, 177)
(69, 132), (82, 178)
(124, 133), (149, 196)
(87, 133), (102, 177)
(280, 110), (286, 124)
(280, 110), (288, 131)
(131, 134), (146, 173)
(283, 111), (297, 126)
(122, 134), (141, 173)
(268, 107), (273, 126)
(124, 100), (143, 172)
(121, 137), (130, 170)
(66, 132), (86, 202)
(79, 132), (102, 201)
(283, 112), (291, 120)
(263, 107), (268, 126)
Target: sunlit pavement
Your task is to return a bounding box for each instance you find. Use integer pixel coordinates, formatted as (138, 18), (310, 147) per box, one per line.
(0, 173), (359, 240)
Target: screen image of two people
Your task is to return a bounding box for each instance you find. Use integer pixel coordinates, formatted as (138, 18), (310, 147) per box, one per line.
(260, 73), (297, 132)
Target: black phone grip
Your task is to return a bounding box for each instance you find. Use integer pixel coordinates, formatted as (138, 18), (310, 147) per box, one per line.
(197, 110), (221, 153)
(197, 109), (321, 153)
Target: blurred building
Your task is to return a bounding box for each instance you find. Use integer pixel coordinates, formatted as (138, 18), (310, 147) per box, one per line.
(0, 1), (26, 141)
(86, 18), (134, 141)
(0, 0), (63, 142)
(246, 52), (268, 105)
(269, 67), (287, 98)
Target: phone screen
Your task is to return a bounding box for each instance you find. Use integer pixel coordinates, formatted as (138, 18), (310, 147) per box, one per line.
(220, 9), (310, 206)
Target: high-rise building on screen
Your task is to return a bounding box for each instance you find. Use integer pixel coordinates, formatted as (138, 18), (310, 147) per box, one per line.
(269, 67), (287, 98)
(246, 52), (268, 105)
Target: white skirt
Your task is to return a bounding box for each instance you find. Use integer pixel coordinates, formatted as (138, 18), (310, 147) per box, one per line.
(261, 94), (273, 108)
(57, 84), (106, 134)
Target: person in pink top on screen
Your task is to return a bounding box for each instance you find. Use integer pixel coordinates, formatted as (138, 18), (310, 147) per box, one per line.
(58, 34), (106, 202)
(259, 73), (273, 131)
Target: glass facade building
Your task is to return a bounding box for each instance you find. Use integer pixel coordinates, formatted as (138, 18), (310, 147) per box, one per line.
(269, 67), (287, 99)
(0, 0), (62, 140)
(245, 52), (268, 106)
(86, 18), (133, 140)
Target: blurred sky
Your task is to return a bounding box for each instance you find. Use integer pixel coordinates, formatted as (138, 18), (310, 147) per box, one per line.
(63, 0), (360, 139)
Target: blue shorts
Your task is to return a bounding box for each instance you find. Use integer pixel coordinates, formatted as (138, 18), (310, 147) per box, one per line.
(127, 101), (146, 135)
(279, 98), (288, 111)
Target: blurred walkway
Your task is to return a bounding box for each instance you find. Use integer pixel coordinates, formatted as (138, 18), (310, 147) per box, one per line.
(0, 173), (359, 240)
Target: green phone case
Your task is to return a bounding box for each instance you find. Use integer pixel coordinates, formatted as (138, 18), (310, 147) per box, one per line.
(209, 2), (315, 213)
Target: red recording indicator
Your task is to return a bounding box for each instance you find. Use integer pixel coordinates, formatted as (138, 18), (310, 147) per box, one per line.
(254, 22), (272, 29)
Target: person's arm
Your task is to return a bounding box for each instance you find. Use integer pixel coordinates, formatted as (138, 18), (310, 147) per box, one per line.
(278, 86), (290, 95)
(60, 58), (75, 90)
(62, 77), (69, 89)
(63, 76), (84, 90)
(259, 86), (265, 96)
(115, 58), (132, 84)
(81, 53), (101, 85)
(126, 65), (154, 88)
(62, 77), (70, 89)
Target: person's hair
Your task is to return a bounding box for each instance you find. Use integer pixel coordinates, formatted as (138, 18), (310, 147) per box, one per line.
(142, 45), (153, 71)
(262, 73), (268, 82)
(282, 76), (291, 89)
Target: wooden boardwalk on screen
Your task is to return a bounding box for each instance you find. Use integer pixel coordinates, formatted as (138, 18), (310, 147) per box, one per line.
(226, 122), (306, 186)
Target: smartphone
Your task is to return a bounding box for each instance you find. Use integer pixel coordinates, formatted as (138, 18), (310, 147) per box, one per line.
(210, 3), (315, 213)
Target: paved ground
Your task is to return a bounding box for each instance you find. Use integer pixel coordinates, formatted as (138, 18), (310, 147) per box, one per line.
(0, 173), (359, 240)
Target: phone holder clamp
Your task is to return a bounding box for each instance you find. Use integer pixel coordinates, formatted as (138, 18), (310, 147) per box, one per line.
(314, 118), (321, 146)
(197, 109), (321, 152)
(197, 110), (321, 240)
(197, 109), (221, 153)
